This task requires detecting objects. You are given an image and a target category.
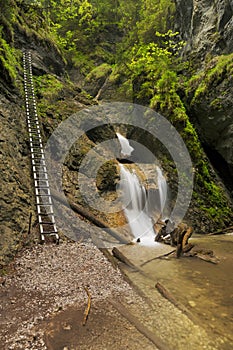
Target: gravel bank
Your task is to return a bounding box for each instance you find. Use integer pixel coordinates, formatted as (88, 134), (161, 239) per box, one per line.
(0, 240), (225, 350)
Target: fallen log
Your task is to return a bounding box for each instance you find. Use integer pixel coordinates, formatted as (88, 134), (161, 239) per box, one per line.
(155, 282), (182, 310)
(112, 247), (136, 269)
(208, 225), (233, 236)
(155, 282), (195, 321)
(195, 253), (219, 264)
(185, 251), (219, 264)
(110, 299), (172, 350)
(51, 189), (130, 245)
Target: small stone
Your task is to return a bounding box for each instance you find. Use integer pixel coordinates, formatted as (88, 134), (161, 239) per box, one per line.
(63, 323), (71, 331)
(188, 300), (196, 307)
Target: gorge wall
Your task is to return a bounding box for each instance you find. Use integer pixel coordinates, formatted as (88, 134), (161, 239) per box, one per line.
(1, 0), (233, 268)
(174, 0), (233, 191)
(0, 17), (67, 267)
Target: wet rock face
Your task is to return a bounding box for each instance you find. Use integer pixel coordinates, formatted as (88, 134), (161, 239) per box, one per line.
(175, 1), (233, 187)
(190, 73), (233, 178)
(174, 0), (233, 58)
(0, 94), (33, 267)
(14, 23), (66, 77)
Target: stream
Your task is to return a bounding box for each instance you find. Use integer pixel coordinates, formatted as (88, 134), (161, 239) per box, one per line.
(112, 132), (233, 347)
(133, 234), (233, 346)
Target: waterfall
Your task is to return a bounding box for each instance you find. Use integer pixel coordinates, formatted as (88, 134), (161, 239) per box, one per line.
(156, 166), (167, 219)
(116, 132), (168, 246)
(119, 165), (156, 246)
(116, 132), (134, 157)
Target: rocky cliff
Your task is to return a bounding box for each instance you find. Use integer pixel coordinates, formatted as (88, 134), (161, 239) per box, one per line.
(0, 17), (67, 267)
(174, 0), (233, 59)
(175, 0), (233, 193)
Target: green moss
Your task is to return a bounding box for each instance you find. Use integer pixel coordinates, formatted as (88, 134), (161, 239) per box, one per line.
(69, 50), (95, 75)
(108, 66), (121, 84)
(188, 53), (233, 105)
(148, 68), (233, 227)
(0, 26), (20, 83)
(34, 74), (63, 100)
(85, 63), (112, 82)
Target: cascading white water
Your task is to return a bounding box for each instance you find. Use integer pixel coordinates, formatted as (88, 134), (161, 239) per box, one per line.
(117, 132), (168, 246)
(156, 166), (167, 219)
(119, 164), (156, 245)
(116, 132), (134, 157)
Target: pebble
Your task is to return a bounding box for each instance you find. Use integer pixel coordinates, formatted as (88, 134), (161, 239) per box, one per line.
(188, 300), (196, 307)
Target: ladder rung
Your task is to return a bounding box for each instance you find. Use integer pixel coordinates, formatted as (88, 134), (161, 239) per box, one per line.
(36, 196), (52, 204)
(41, 231), (58, 235)
(30, 137), (42, 142)
(32, 159), (46, 166)
(35, 188), (51, 195)
(33, 165), (47, 172)
(34, 178), (49, 185)
(31, 149), (44, 154)
(33, 173), (48, 180)
(29, 132), (41, 138)
(31, 154), (45, 159)
(37, 204), (54, 215)
(39, 223), (56, 230)
(39, 218), (55, 224)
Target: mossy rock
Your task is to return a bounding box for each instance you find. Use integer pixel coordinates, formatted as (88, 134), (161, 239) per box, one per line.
(83, 63), (112, 97)
(96, 160), (119, 192)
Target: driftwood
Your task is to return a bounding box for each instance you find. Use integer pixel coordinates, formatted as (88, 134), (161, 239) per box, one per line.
(110, 299), (172, 350)
(156, 282), (182, 308)
(112, 247), (136, 269)
(185, 248), (219, 264)
(140, 249), (176, 267)
(208, 225), (233, 236)
(94, 74), (110, 101)
(51, 189), (129, 245)
(182, 227), (193, 249)
(154, 221), (219, 263)
(182, 243), (195, 253)
(155, 221), (194, 258)
(195, 253), (219, 264)
(169, 223), (193, 258)
(155, 282), (195, 321)
(83, 286), (91, 326)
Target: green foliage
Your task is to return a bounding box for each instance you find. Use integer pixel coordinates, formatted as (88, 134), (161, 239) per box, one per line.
(85, 63), (112, 82)
(91, 0), (119, 24)
(69, 50), (95, 74)
(43, 0), (98, 51)
(137, 0), (175, 43)
(33, 74), (63, 99)
(187, 54), (233, 105)
(0, 0), (15, 22)
(0, 26), (20, 83)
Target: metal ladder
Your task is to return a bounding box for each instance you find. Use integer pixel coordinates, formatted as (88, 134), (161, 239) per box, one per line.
(23, 51), (59, 244)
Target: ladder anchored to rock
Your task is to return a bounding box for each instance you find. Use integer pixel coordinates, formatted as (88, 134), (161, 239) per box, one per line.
(23, 51), (59, 244)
